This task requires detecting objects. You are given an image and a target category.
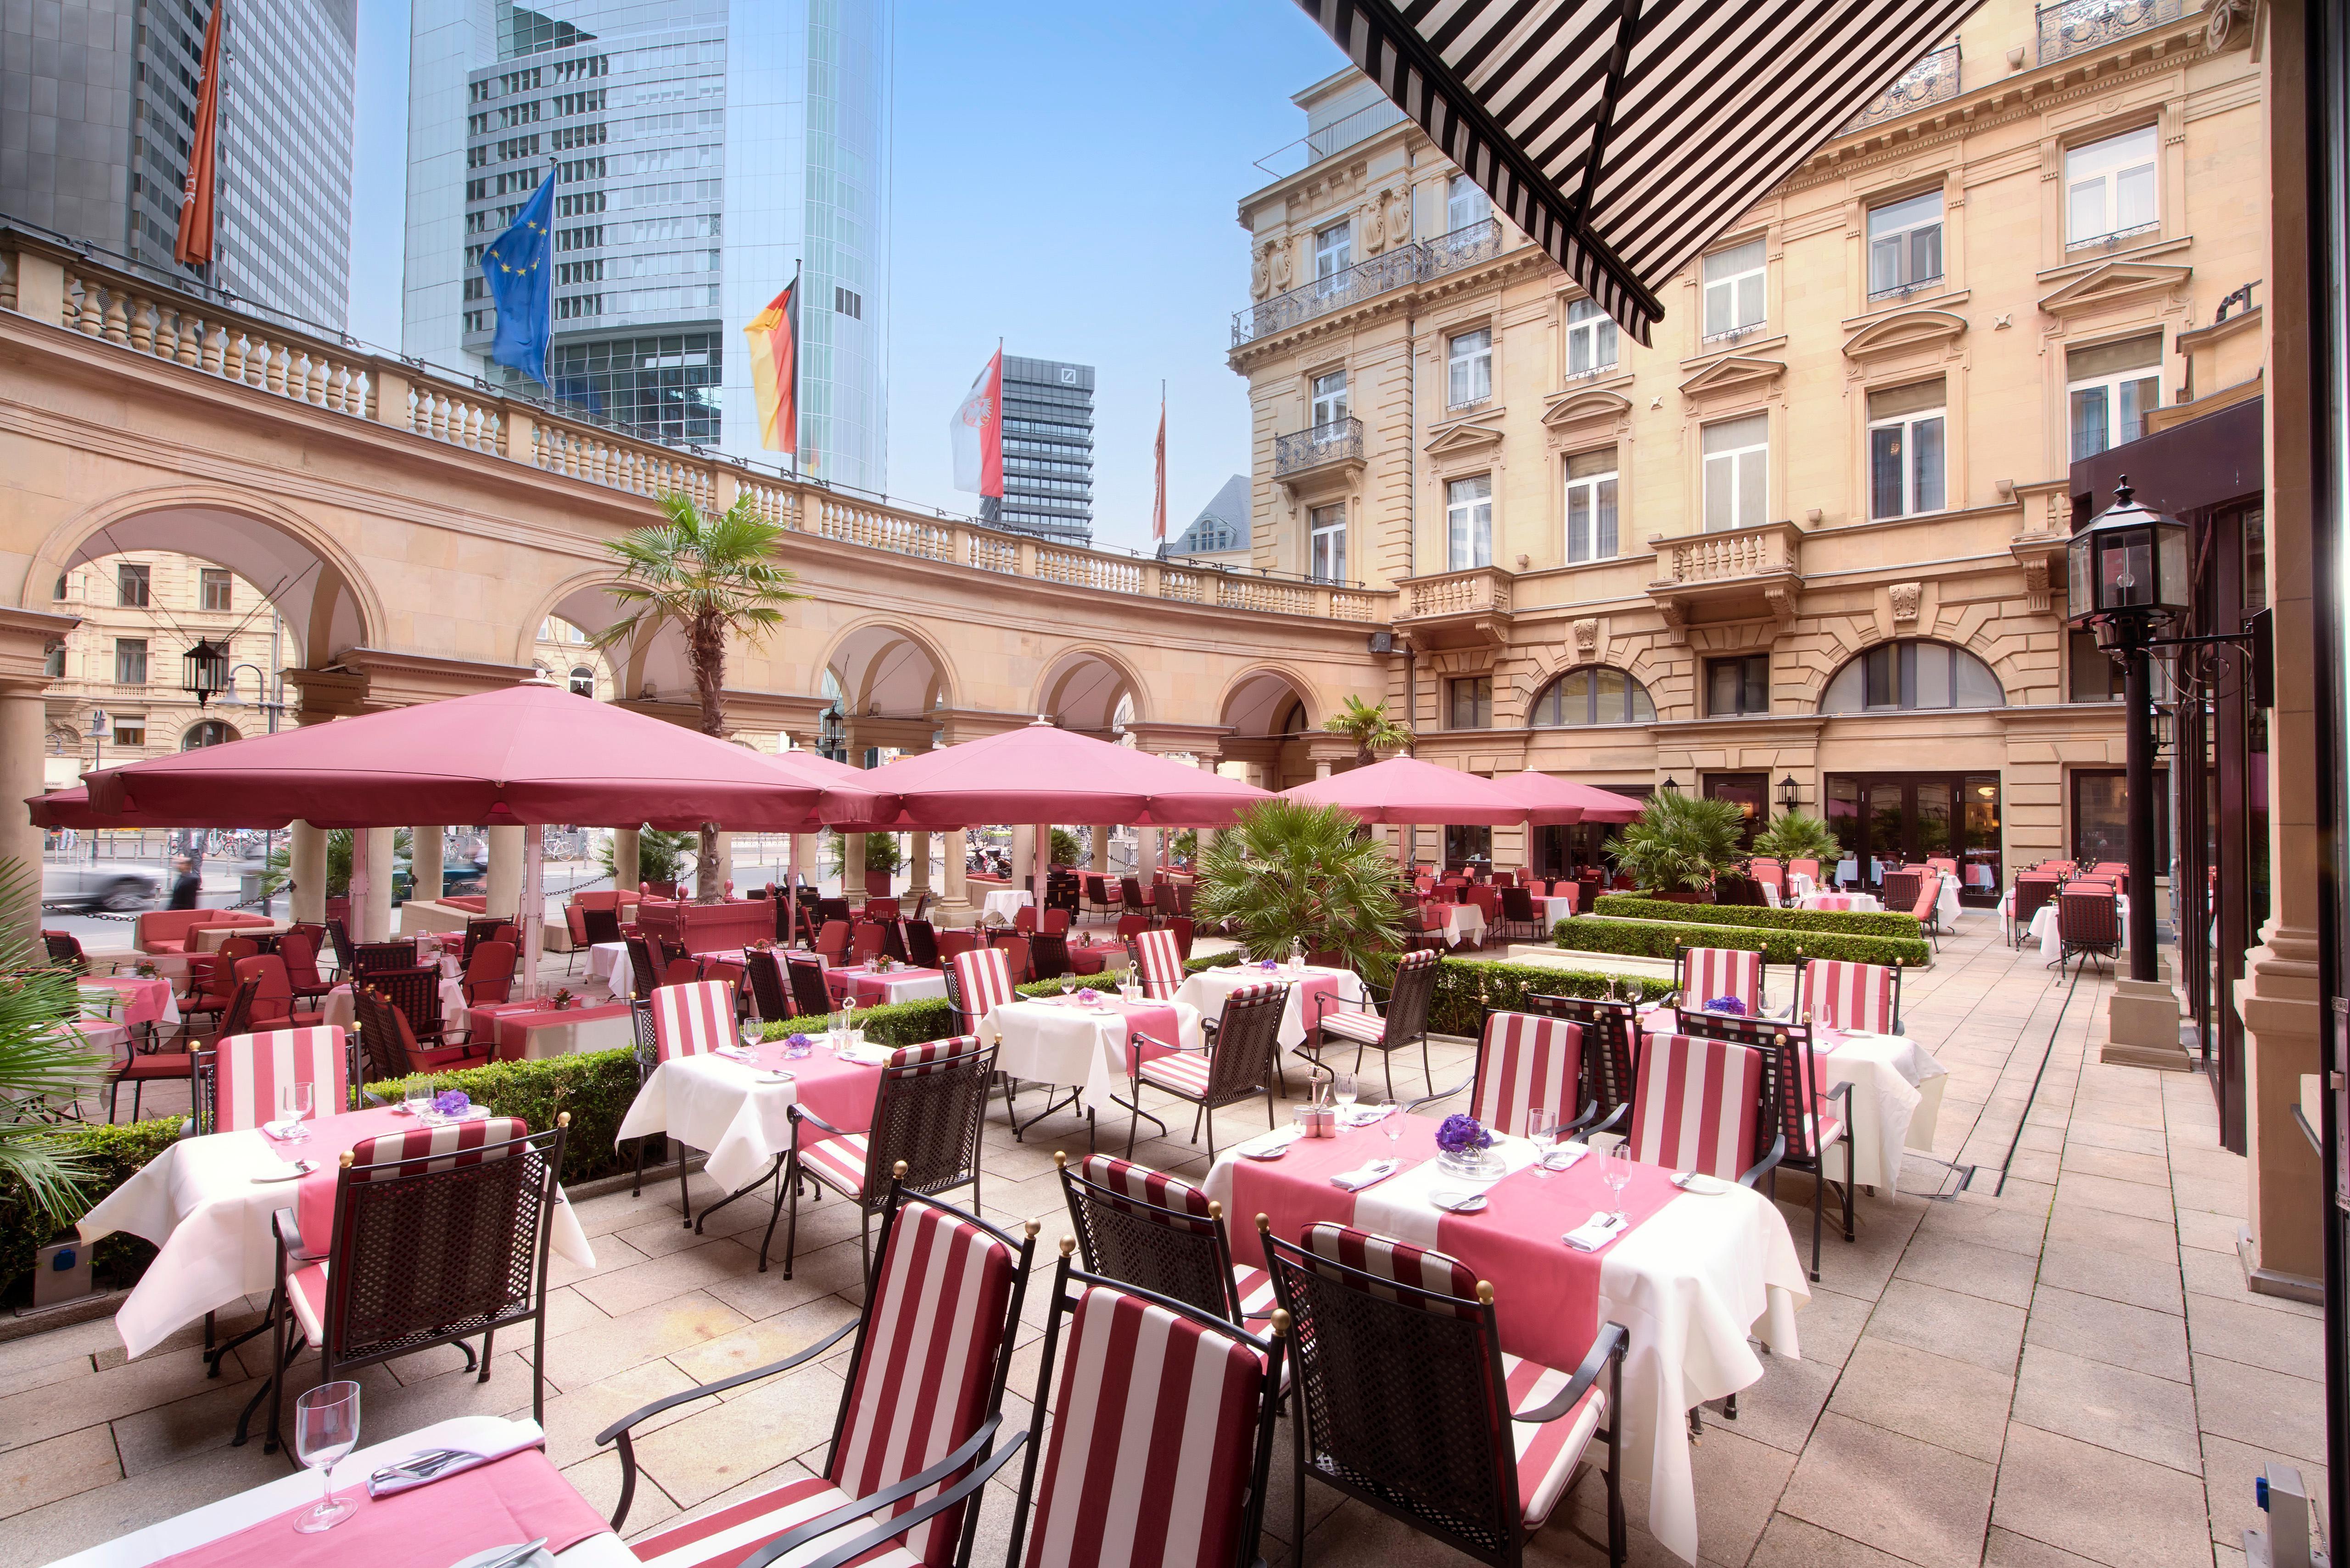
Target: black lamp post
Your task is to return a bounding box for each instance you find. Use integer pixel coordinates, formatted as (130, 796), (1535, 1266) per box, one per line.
(181, 638), (230, 707)
(1778, 774), (1801, 814)
(1660, 776), (1679, 795)
(84, 709), (109, 864)
(2066, 478), (2189, 985)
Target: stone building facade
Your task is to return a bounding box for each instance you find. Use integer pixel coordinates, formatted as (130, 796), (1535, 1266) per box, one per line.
(1229, 0), (2264, 893)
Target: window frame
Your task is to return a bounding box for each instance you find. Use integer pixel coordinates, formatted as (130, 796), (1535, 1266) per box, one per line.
(1446, 326), (1494, 408)
(1564, 296), (1619, 380)
(113, 638), (148, 686)
(1865, 189), (1944, 299)
(1705, 653), (1772, 717)
(1563, 448), (1620, 564)
(1309, 502), (1348, 584)
(1818, 638), (2009, 714)
(1445, 474), (1494, 571)
(2067, 628), (2123, 702)
(1701, 412), (1770, 533)
(116, 563), (150, 608)
(2066, 337), (2163, 462)
(112, 718), (145, 748)
(1445, 173), (1490, 233)
(1447, 675), (1494, 731)
(1532, 664), (1656, 728)
(1314, 221), (1352, 285)
(1867, 397), (1947, 519)
(199, 568), (233, 613)
(1701, 236), (1768, 341)
(1310, 368), (1349, 428)
(2063, 124), (2160, 248)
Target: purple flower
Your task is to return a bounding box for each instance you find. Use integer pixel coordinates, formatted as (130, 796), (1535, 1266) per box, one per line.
(1435, 1113), (1494, 1155)
(1075, 988), (1101, 1004)
(786, 1032), (810, 1048)
(1258, 958), (1281, 971)
(431, 1089), (471, 1116)
(1703, 995), (1747, 1016)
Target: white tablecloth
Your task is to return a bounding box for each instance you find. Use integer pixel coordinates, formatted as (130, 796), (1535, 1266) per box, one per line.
(1834, 858), (1859, 887)
(982, 997), (1203, 1115)
(1785, 872), (1817, 902)
(1799, 892), (1881, 913)
(614, 1049), (873, 1195)
(831, 964), (948, 1005)
(45, 1416), (634, 1568)
(319, 976), (469, 1034)
(981, 889), (1033, 922)
(1173, 964), (1367, 1051)
(1934, 872), (1964, 926)
(1426, 903), (1487, 947)
(78, 979), (180, 1031)
(2028, 893), (2129, 965)
(1817, 1031), (1949, 1189)
(1537, 894), (1577, 925)
(589, 939), (632, 996)
(1202, 1142), (1807, 1565)
(77, 1119), (595, 1359)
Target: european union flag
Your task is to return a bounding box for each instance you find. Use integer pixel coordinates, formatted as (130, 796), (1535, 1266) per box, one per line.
(482, 169), (555, 386)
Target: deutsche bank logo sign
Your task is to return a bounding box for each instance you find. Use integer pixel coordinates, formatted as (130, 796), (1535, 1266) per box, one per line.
(1058, 367), (1078, 385)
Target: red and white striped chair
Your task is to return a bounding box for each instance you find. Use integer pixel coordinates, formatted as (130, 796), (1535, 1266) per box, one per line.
(1626, 1032), (1781, 1186)
(1056, 1151), (1275, 1323)
(946, 945), (1016, 1036)
(645, 980), (738, 1230)
(1462, 1010), (1586, 1139)
(771, 1037), (998, 1277)
(1259, 1219), (1626, 1565)
(1801, 958), (1902, 1035)
(1669, 944), (1766, 1015)
(1129, 926), (1184, 1001)
(603, 1183), (1036, 1567)
(262, 1114), (566, 1454)
(198, 1024), (353, 1136)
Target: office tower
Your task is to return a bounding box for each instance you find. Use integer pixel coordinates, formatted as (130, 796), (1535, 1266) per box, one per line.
(990, 354), (1093, 544)
(401, 0), (890, 492)
(1, 0), (358, 329)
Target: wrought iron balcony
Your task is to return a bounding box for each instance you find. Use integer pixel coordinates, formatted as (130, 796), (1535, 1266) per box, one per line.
(1274, 416), (1365, 478)
(2037, 0), (2183, 65)
(1842, 43), (1959, 134)
(1423, 218), (1502, 279)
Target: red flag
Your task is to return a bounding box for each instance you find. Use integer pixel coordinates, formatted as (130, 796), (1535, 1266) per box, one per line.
(173, 0), (224, 268)
(1152, 392), (1167, 542)
(951, 346), (1003, 497)
(744, 276), (798, 455)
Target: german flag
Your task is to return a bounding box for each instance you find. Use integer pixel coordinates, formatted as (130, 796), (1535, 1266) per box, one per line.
(744, 274), (798, 456)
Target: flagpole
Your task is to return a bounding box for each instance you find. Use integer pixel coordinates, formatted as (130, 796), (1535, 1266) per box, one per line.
(791, 257), (801, 485)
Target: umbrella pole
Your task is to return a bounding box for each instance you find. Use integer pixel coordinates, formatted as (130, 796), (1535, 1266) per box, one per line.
(520, 824), (544, 1000)
(785, 832), (798, 948)
(349, 825), (370, 941)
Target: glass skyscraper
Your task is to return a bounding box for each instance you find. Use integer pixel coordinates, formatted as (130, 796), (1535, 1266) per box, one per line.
(990, 355), (1093, 545)
(1, 0), (357, 329)
(401, 0), (890, 494)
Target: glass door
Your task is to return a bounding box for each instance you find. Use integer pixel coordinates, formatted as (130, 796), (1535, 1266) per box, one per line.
(1704, 773), (1771, 848)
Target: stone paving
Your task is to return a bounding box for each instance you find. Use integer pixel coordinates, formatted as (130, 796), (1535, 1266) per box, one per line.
(0, 915), (2328, 1568)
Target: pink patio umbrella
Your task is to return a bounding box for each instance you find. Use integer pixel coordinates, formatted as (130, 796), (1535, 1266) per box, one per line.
(71, 684), (895, 992)
(1488, 770), (1647, 826)
(27, 785), (288, 831)
(858, 720), (1270, 904)
(1278, 754), (1532, 826)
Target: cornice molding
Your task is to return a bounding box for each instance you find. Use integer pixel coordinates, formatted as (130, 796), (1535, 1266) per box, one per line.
(1842, 308), (1970, 361)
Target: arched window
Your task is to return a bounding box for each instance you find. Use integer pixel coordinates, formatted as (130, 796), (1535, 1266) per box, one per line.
(568, 665), (596, 698)
(1530, 666), (1656, 727)
(1819, 639), (2006, 714)
(182, 720), (238, 749)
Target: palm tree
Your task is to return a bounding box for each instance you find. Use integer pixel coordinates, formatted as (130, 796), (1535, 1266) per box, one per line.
(592, 491), (804, 900)
(0, 860), (97, 1223)
(1196, 800), (1405, 972)
(1750, 809), (1841, 869)
(1605, 792), (1748, 895)
(1321, 694), (1412, 764)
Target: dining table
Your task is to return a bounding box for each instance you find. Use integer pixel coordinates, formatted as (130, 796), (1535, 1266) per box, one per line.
(77, 974), (180, 1037)
(1421, 900), (1488, 948)
(823, 961), (948, 1007)
(45, 1415), (632, 1567)
(2019, 891), (2130, 965)
(77, 1105), (596, 1360)
(1535, 888), (1579, 925)
(1203, 1115), (1806, 1565)
(979, 993), (1204, 1116)
(613, 1033), (888, 1194)
(980, 888), (1034, 923)
(1799, 892), (1881, 913)
(1174, 962), (1366, 1053)
(467, 999), (636, 1060)
(318, 971), (471, 1036)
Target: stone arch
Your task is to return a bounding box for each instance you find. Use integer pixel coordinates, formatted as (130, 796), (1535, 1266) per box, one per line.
(1809, 633), (2012, 713)
(1035, 644), (1151, 734)
(24, 482), (385, 663)
(518, 570), (696, 702)
(820, 617), (959, 719)
(1216, 664), (1323, 738)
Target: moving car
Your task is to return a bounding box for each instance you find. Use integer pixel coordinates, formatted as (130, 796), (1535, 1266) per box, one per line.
(42, 862), (163, 912)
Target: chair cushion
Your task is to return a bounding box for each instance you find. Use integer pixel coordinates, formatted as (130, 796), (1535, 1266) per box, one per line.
(629, 1473), (922, 1568)
(1506, 1351), (1608, 1527)
(799, 1132), (869, 1196)
(1136, 1050), (1214, 1098)
(1231, 1264), (1276, 1321)
(1318, 1009), (1389, 1046)
(413, 1043), (491, 1071)
(120, 1052), (196, 1080)
(287, 1261), (329, 1345)
(1080, 1154), (1216, 1224)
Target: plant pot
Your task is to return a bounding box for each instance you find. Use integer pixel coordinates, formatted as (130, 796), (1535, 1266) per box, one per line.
(864, 869), (894, 897)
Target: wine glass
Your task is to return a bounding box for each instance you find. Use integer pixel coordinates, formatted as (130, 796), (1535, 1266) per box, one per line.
(1059, 972), (1075, 1000)
(1333, 1072), (1358, 1112)
(402, 1076), (434, 1120)
(291, 1380), (361, 1533)
(275, 1081), (314, 1141)
(1379, 1102), (1404, 1147)
(1602, 1147), (1632, 1222)
(1529, 1107), (1556, 1177)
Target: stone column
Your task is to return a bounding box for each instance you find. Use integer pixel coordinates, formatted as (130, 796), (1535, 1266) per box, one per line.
(943, 829), (968, 911)
(410, 827), (444, 913)
(792, 831), (819, 895)
(486, 824), (525, 919)
(1090, 825), (1109, 869)
(290, 824), (327, 924)
(0, 687), (47, 946)
(1009, 826), (1035, 891)
(357, 827), (396, 943)
(711, 830), (735, 895)
(611, 827), (641, 893)
(909, 831), (932, 895)
(2234, 0), (2327, 1299)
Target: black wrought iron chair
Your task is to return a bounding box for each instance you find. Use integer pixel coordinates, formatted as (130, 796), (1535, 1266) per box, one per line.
(1125, 981), (1288, 1161)
(323, 918), (356, 978)
(368, 963), (451, 1047)
(41, 930), (89, 973)
(1497, 885), (1545, 941)
(743, 948), (791, 1024)
(459, 916), (504, 963)
(905, 918), (941, 970)
(2009, 875), (2059, 949)
(1521, 993), (1641, 1136)
(2058, 888), (2123, 973)
(257, 1115), (570, 1453)
(767, 1037), (997, 1277)
(1260, 1217), (1627, 1568)
(625, 997), (665, 1197)
(1676, 1011), (1850, 1280)
(1057, 1150), (1272, 1324)
(1310, 946), (1442, 1101)
(622, 933), (660, 1001)
(580, 905), (623, 949)
(785, 951), (834, 1018)
(349, 941), (417, 980)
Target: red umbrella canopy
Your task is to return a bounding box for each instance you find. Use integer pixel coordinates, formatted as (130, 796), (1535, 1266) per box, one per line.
(27, 784), (290, 831)
(76, 683), (895, 831)
(1488, 771), (1648, 826)
(1279, 755), (1532, 826)
(858, 720), (1269, 829)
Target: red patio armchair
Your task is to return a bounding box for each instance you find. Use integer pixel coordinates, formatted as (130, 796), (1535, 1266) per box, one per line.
(461, 939), (517, 1005)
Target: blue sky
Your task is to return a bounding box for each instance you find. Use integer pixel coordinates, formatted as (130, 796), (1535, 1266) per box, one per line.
(347, 0), (1347, 556)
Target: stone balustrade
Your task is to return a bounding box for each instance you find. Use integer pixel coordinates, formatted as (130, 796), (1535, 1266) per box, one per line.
(2, 228), (1392, 629)
(1652, 520), (1804, 586)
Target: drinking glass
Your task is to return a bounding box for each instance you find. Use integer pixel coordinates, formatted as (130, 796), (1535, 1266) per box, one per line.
(1603, 1148), (1632, 1221)
(1333, 1072), (1358, 1110)
(402, 1077), (434, 1120)
(291, 1380), (361, 1532)
(1059, 973), (1075, 999)
(1379, 1102), (1404, 1146)
(1529, 1108), (1555, 1177)
(275, 1081), (314, 1141)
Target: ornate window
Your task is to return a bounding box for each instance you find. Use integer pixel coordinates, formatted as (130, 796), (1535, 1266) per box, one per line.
(1820, 639), (2006, 713)
(1531, 666), (1656, 727)
(182, 720), (237, 749)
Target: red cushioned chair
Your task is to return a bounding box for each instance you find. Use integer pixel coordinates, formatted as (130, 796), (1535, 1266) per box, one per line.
(1413, 1009), (1591, 1142)
(461, 939), (517, 1005)
(350, 983), (489, 1079)
(231, 954), (327, 1032)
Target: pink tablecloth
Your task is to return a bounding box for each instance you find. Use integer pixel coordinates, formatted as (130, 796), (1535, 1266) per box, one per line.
(150, 1447), (609, 1568)
(80, 975), (177, 1027)
(1800, 893), (1880, 912)
(468, 1001), (635, 1060)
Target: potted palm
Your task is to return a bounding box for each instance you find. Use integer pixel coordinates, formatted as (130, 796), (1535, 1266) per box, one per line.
(1196, 800), (1405, 973)
(1606, 793), (1746, 900)
(1322, 695), (1413, 764)
(1749, 810), (1841, 880)
(0, 859), (98, 1237)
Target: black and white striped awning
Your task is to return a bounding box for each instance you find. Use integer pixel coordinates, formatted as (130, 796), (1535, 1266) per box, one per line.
(1296, 0), (1981, 343)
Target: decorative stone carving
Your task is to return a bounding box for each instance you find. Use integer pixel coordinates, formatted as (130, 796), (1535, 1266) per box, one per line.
(1572, 618), (1599, 657)
(1764, 583), (1798, 629)
(1360, 201), (1386, 255)
(1251, 244), (1271, 300)
(1889, 581), (1922, 623)
(1270, 242), (1294, 293)
(2021, 556), (2052, 614)
(1386, 186), (1411, 249)
(1656, 599), (1689, 646)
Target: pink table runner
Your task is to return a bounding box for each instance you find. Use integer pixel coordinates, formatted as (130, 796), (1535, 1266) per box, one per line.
(1226, 1119), (1681, 1372)
(738, 1037), (885, 1133)
(269, 1106), (426, 1255)
(151, 1448), (608, 1568)
(83, 975), (176, 1027)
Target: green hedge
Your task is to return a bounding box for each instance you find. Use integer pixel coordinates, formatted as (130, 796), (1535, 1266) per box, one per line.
(759, 952), (1244, 1049)
(0, 1117), (181, 1306)
(1554, 915), (1930, 968)
(1421, 959), (1672, 1037)
(1589, 893), (1924, 940)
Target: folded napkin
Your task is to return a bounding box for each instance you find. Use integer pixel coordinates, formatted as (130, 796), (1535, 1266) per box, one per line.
(837, 1045), (892, 1066)
(715, 1043), (757, 1061)
(1562, 1211), (1629, 1252)
(366, 1427), (544, 1498)
(1537, 1143), (1590, 1173)
(1336, 1104), (1393, 1128)
(1330, 1158), (1400, 1193)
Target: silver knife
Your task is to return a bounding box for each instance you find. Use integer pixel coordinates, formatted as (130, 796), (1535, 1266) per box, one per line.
(467, 1537), (548, 1568)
